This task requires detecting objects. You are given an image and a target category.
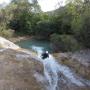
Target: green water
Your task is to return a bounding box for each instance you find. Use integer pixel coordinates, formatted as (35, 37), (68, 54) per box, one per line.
(16, 39), (52, 53)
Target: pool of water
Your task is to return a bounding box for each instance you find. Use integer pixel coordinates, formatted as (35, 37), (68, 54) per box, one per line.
(16, 39), (52, 53)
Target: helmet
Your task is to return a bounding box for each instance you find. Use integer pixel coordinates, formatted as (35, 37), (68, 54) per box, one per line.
(46, 51), (48, 53)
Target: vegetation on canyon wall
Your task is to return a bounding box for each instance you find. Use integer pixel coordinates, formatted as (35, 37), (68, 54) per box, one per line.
(0, 0), (90, 52)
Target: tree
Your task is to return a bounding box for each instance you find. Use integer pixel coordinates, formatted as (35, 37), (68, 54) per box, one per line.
(9, 0), (42, 35)
(35, 20), (55, 39)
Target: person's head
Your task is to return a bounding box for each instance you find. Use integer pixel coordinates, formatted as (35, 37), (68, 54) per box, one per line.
(46, 51), (48, 54)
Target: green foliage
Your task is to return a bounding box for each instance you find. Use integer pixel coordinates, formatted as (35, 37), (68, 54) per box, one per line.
(75, 11), (90, 48)
(0, 28), (14, 38)
(34, 20), (55, 39)
(9, 13), (32, 34)
(0, 0), (90, 52)
(8, 0), (42, 35)
(50, 34), (80, 52)
(65, 0), (90, 48)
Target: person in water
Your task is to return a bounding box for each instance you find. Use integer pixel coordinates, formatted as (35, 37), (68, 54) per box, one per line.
(41, 51), (49, 59)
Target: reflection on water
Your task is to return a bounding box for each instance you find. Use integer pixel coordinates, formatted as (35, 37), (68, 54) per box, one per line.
(16, 39), (52, 53)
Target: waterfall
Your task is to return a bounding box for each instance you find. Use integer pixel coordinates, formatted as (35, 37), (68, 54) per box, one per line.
(32, 45), (59, 90)
(42, 55), (59, 90)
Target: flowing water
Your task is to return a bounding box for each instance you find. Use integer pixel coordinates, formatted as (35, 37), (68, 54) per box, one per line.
(16, 39), (90, 90)
(31, 45), (59, 90)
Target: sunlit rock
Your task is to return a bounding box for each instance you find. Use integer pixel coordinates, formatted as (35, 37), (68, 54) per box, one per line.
(0, 37), (20, 50)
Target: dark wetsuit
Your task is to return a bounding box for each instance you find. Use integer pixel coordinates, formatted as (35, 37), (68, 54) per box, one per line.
(41, 52), (49, 59)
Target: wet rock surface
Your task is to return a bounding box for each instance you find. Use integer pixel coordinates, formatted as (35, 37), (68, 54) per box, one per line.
(0, 49), (44, 90)
(54, 50), (90, 90)
(57, 73), (88, 90)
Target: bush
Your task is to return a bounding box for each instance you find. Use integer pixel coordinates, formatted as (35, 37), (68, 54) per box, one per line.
(50, 34), (80, 52)
(35, 21), (55, 40)
(0, 28), (14, 38)
(75, 16), (90, 48)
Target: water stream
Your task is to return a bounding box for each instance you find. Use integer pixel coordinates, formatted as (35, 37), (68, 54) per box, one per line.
(32, 46), (59, 90)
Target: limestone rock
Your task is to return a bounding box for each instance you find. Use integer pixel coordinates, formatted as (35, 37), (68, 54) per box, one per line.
(0, 49), (44, 90)
(0, 37), (20, 50)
